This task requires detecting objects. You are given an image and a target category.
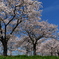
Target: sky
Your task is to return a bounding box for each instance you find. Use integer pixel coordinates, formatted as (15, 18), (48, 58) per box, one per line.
(40, 0), (59, 28)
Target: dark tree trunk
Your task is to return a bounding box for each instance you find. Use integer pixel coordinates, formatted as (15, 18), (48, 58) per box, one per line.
(33, 44), (36, 55)
(50, 52), (53, 56)
(26, 48), (29, 55)
(57, 50), (59, 56)
(50, 47), (53, 56)
(57, 52), (59, 56)
(1, 40), (7, 56)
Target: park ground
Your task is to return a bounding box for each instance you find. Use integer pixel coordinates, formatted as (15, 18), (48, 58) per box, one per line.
(0, 55), (59, 59)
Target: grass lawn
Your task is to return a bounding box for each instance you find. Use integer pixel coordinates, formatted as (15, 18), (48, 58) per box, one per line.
(0, 55), (59, 59)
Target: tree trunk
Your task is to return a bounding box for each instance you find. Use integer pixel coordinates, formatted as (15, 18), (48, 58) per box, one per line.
(33, 44), (36, 55)
(26, 49), (28, 56)
(1, 40), (7, 56)
(57, 52), (59, 56)
(50, 52), (53, 56)
(57, 50), (59, 56)
(50, 47), (53, 56)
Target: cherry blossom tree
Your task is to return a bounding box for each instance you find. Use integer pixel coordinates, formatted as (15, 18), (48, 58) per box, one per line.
(0, 41), (3, 55)
(0, 0), (42, 56)
(17, 20), (57, 55)
(7, 36), (19, 56)
(38, 39), (59, 56)
(15, 36), (47, 56)
(14, 36), (32, 56)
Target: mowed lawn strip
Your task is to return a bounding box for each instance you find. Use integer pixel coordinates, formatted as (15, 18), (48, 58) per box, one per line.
(0, 55), (59, 59)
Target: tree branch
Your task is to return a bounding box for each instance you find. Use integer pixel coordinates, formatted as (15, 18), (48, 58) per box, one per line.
(25, 30), (34, 44)
(10, 20), (22, 34)
(6, 6), (16, 26)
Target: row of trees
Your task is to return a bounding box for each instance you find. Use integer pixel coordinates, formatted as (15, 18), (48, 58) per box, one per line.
(37, 39), (59, 56)
(0, 0), (59, 56)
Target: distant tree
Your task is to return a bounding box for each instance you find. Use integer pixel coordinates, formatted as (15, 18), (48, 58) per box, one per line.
(0, 0), (41, 56)
(14, 36), (32, 56)
(0, 41), (3, 55)
(38, 39), (59, 56)
(7, 36), (19, 56)
(19, 21), (57, 55)
(15, 36), (47, 56)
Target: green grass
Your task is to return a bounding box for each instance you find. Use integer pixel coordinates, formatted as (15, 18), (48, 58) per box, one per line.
(0, 55), (59, 59)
